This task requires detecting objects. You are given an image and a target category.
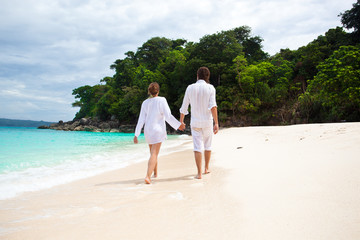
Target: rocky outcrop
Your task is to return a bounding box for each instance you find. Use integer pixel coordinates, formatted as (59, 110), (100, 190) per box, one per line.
(38, 117), (190, 134)
(38, 118), (130, 133)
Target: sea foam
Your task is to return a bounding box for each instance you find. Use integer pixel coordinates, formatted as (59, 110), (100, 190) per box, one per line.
(0, 128), (192, 200)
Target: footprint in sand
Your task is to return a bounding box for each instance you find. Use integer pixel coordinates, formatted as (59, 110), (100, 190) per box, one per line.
(168, 192), (184, 200)
(125, 185), (143, 190)
(190, 182), (204, 187)
(337, 127), (346, 134)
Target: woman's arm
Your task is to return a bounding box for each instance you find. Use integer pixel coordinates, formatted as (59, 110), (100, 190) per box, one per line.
(134, 101), (146, 140)
(162, 98), (182, 130)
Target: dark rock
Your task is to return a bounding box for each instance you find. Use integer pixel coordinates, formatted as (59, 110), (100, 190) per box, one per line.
(71, 121), (80, 128)
(119, 125), (135, 133)
(74, 126), (84, 131)
(84, 126), (94, 132)
(80, 118), (89, 125)
(108, 120), (120, 129)
(92, 128), (102, 132)
(99, 122), (110, 130)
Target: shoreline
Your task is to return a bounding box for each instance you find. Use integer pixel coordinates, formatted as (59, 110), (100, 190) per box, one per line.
(1, 148), (237, 239)
(0, 132), (193, 201)
(1, 122), (360, 239)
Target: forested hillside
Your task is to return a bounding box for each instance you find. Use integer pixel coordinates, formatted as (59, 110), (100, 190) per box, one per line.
(72, 1), (360, 126)
(0, 118), (55, 127)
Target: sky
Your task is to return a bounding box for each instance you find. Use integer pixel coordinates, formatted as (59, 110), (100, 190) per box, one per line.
(0, 0), (356, 122)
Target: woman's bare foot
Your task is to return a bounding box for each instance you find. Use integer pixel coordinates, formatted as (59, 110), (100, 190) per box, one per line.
(204, 169), (210, 174)
(195, 174), (202, 179)
(144, 177), (151, 184)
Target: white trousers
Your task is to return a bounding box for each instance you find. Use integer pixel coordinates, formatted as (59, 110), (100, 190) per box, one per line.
(191, 127), (213, 152)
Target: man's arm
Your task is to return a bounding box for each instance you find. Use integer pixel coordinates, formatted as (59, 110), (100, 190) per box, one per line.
(180, 113), (185, 124)
(211, 106), (219, 134)
(179, 87), (190, 125)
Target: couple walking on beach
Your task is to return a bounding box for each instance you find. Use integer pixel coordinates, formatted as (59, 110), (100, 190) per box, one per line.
(133, 67), (219, 184)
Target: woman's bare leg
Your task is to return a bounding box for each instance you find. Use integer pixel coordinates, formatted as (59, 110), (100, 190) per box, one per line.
(153, 162), (158, 178)
(148, 145), (158, 178)
(145, 143), (162, 184)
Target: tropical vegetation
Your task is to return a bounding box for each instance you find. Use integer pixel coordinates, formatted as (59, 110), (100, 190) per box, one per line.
(72, 1), (360, 126)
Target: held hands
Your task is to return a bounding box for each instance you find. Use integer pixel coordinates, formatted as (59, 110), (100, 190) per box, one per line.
(178, 122), (186, 131)
(133, 136), (138, 144)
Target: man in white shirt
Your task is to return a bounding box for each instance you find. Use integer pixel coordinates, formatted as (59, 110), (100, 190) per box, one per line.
(180, 67), (219, 179)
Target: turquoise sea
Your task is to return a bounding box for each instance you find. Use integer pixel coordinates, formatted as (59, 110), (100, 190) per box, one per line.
(0, 127), (190, 200)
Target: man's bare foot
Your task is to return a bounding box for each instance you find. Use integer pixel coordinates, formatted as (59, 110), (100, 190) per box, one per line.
(145, 177), (151, 184)
(195, 174), (202, 179)
(204, 169), (210, 174)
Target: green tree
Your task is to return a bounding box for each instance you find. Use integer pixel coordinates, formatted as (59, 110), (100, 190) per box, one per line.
(292, 27), (352, 93)
(231, 26), (268, 63)
(95, 88), (117, 120)
(72, 85), (95, 119)
(339, 0), (360, 42)
(158, 49), (188, 110)
(71, 21), (358, 125)
(110, 52), (138, 88)
(135, 37), (186, 71)
(111, 86), (146, 122)
(308, 46), (360, 119)
(270, 57), (295, 100)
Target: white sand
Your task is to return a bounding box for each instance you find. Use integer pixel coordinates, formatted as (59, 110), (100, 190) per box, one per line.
(1, 122), (359, 239)
(212, 122), (360, 239)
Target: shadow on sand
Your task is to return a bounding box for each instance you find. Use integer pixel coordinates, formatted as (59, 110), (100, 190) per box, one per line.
(95, 174), (195, 186)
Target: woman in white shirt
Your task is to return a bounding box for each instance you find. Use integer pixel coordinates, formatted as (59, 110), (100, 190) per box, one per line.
(134, 82), (185, 184)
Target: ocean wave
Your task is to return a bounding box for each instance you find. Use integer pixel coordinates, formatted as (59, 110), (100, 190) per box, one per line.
(0, 135), (191, 200)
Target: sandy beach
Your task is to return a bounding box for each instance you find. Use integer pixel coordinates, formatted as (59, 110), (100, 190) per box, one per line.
(1, 122), (360, 239)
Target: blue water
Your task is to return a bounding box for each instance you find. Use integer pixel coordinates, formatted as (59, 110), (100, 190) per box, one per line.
(0, 127), (138, 173)
(0, 127), (190, 200)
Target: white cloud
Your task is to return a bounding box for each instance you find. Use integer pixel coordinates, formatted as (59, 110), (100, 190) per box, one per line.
(0, 88), (67, 104)
(0, 0), (356, 121)
(46, 39), (100, 54)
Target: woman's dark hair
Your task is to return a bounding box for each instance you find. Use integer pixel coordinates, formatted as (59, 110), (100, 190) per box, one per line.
(148, 82), (160, 96)
(197, 67), (210, 83)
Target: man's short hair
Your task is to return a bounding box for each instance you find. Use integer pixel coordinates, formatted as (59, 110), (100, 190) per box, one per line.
(197, 67), (210, 83)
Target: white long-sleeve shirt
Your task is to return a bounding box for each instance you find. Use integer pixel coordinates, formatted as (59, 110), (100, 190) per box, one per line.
(135, 96), (181, 144)
(179, 80), (217, 128)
